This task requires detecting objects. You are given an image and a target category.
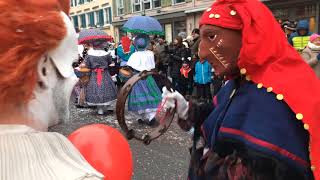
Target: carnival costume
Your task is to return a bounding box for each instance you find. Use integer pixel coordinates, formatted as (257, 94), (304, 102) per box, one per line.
(127, 34), (162, 123)
(0, 0), (103, 179)
(85, 48), (117, 111)
(162, 0), (319, 179)
(117, 36), (135, 67)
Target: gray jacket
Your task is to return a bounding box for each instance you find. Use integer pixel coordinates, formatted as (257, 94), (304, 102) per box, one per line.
(301, 46), (320, 78)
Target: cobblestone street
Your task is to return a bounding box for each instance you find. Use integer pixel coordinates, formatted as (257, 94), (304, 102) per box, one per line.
(49, 101), (192, 180)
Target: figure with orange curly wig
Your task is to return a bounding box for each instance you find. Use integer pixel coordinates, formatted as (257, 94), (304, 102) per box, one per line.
(0, 0), (103, 179)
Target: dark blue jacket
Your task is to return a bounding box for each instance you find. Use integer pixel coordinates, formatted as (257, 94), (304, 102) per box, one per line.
(198, 79), (313, 179)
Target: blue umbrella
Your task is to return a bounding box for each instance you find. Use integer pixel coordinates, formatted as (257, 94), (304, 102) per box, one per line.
(122, 16), (163, 35)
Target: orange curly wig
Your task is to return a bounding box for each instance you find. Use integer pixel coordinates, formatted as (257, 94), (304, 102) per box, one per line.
(0, 0), (70, 110)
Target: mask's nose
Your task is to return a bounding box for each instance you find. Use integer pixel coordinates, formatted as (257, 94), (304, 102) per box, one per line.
(198, 41), (207, 63)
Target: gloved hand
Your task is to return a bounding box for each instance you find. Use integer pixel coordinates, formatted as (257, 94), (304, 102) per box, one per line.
(161, 87), (189, 120)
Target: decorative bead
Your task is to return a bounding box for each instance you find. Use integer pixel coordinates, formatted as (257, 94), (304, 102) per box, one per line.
(257, 83), (263, 89)
(209, 14), (215, 18)
(240, 68), (246, 75)
(276, 94), (284, 100)
(304, 124), (309, 130)
(296, 113), (303, 120)
(267, 87), (273, 92)
(311, 165), (316, 171)
(206, 8), (212, 12)
(230, 10), (237, 16)
(245, 75), (251, 81)
(214, 14), (221, 19)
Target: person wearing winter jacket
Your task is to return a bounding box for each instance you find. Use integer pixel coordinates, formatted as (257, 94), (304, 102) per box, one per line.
(194, 60), (212, 99)
(301, 33), (320, 78)
(288, 19), (313, 51)
(169, 36), (190, 93)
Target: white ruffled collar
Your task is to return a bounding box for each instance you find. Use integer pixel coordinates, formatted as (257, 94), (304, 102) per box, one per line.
(0, 125), (36, 135)
(87, 48), (108, 56)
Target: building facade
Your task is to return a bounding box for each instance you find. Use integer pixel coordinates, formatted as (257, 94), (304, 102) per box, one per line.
(112, 0), (320, 42)
(112, 0), (213, 43)
(263, 0), (320, 33)
(70, 0), (114, 37)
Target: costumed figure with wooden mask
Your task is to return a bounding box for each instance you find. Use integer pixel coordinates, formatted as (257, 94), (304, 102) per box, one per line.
(161, 0), (320, 179)
(0, 0), (104, 179)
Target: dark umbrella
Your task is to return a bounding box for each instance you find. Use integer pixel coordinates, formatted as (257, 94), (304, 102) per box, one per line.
(78, 28), (113, 45)
(122, 16), (163, 35)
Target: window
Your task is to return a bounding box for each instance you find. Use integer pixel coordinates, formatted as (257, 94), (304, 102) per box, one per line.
(173, 21), (186, 37)
(117, 0), (124, 15)
(96, 9), (104, 26)
(80, 14), (86, 28)
(153, 0), (161, 8)
(105, 7), (112, 24)
(72, 16), (79, 28)
(71, 0), (74, 7)
(79, 0), (84, 5)
(133, 0), (141, 12)
(143, 0), (151, 10)
(88, 12), (95, 27)
(74, 0), (77, 6)
(173, 0), (184, 4)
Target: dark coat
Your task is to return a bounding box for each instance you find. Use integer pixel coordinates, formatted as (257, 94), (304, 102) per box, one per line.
(169, 45), (190, 78)
(189, 79), (313, 180)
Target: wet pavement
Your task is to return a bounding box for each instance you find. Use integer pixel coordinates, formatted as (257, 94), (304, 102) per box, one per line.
(49, 101), (192, 180)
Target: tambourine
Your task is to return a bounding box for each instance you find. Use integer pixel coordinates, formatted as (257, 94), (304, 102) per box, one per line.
(119, 67), (133, 78)
(116, 70), (175, 145)
(78, 67), (91, 73)
(118, 66), (133, 83)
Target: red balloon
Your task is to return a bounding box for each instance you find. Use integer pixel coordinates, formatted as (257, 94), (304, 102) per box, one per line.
(68, 124), (133, 180)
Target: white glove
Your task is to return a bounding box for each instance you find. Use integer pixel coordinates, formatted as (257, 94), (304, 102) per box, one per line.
(161, 87), (189, 120)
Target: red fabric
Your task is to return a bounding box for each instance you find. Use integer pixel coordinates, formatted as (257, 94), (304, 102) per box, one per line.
(200, 0), (320, 178)
(121, 36), (131, 53)
(180, 66), (191, 78)
(94, 68), (104, 87)
(220, 127), (309, 167)
(199, 0), (243, 30)
(78, 35), (113, 44)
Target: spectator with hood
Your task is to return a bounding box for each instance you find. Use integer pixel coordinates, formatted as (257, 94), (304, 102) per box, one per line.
(289, 19), (313, 51)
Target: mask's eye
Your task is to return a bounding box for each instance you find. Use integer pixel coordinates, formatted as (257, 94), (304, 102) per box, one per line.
(208, 35), (217, 42)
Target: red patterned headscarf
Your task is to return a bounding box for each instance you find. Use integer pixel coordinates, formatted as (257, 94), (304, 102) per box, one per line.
(200, 0), (320, 178)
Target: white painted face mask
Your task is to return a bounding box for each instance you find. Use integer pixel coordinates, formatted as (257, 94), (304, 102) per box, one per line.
(49, 12), (78, 78)
(28, 12), (79, 130)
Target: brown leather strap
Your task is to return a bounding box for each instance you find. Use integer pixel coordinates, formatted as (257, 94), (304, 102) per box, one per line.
(116, 70), (175, 145)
